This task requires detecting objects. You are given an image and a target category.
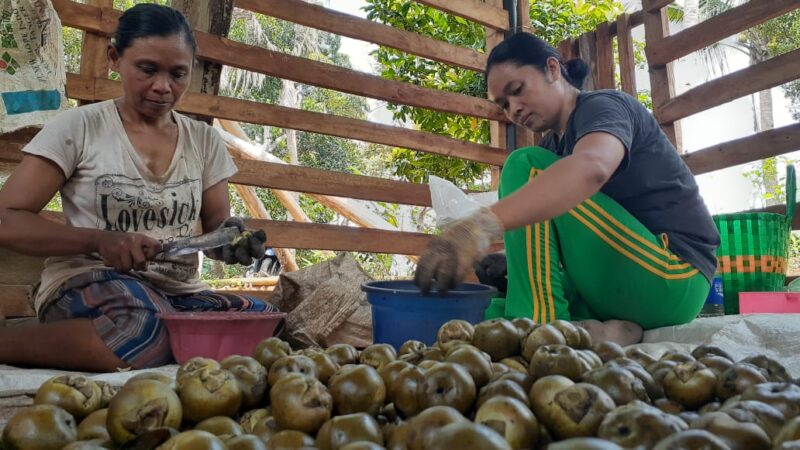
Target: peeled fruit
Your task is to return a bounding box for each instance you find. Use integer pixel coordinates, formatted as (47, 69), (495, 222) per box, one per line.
(690, 411), (770, 450)
(698, 356), (734, 376)
(592, 341), (625, 363)
(652, 430), (731, 450)
(646, 360), (678, 387)
(329, 364), (386, 415)
(692, 345), (733, 362)
(538, 383), (616, 439)
(238, 408), (271, 433)
(316, 413), (383, 450)
(663, 362), (717, 410)
(576, 326), (593, 350)
(582, 366), (650, 405)
(95, 381), (118, 408)
(251, 415), (280, 444)
(521, 324), (565, 361)
(499, 357), (528, 373)
(106, 379), (182, 446)
(225, 434), (268, 450)
(625, 347), (658, 367)
(446, 345), (493, 389)
(577, 350), (603, 370)
(660, 350), (696, 364)
(34, 375), (102, 421)
(264, 430), (316, 449)
(511, 317), (537, 339)
(178, 368), (242, 423)
(472, 319), (520, 361)
(268, 355), (318, 386)
(716, 363), (769, 401)
(740, 355), (792, 383)
(194, 416), (243, 437)
(398, 340), (425, 357)
(253, 337), (292, 371)
(547, 438), (624, 449)
(427, 422), (511, 450)
(391, 365), (426, 418)
(597, 403), (688, 448)
(270, 373), (333, 434)
(302, 350), (340, 385)
(126, 372), (176, 391)
(220, 355), (268, 410)
(76, 408), (109, 441)
(418, 362), (477, 415)
(551, 320), (583, 348)
(379, 360), (412, 403)
(405, 406), (467, 450)
(529, 344), (591, 381)
(774, 417), (800, 449)
(326, 344), (360, 366)
(1, 404), (77, 450)
(359, 343), (397, 370)
(176, 358), (221, 386)
(477, 379), (530, 409)
(157, 430), (227, 450)
(719, 399), (786, 437)
(61, 440), (112, 450)
(741, 382), (800, 420)
(475, 396), (538, 449)
(437, 320), (474, 346)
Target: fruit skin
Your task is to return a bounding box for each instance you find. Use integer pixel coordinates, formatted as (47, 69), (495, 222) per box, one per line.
(390, 365), (426, 419)
(521, 324), (566, 362)
(652, 430), (731, 450)
(1, 404), (77, 450)
(597, 403), (688, 448)
(34, 375), (103, 421)
(774, 416), (800, 449)
(326, 344), (360, 367)
(477, 379), (530, 409)
(378, 360), (412, 403)
(662, 362), (718, 410)
(194, 416), (244, 437)
(582, 366), (650, 406)
(359, 343), (397, 370)
(474, 395), (538, 450)
(547, 438), (624, 450)
(157, 430), (228, 450)
(220, 355), (269, 410)
(328, 364), (386, 416)
(716, 363), (768, 401)
(472, 319), (521, 362)
(592, 341), (625, 363)
(176, 357), (221, 386)
(106, 379), (182, 446)
(418, 362), (477, 415)
(719, 399), (786, 437)
(445, 345), (493, 389)
(60, 439), (113, 450)
(253, 338), (292, 371)
(741, 382), (800, 420)
(270, 373), (333, 435)
(437, 320), (474, 346)
(76, 408), (109, 442)
(267, 355), (318, 386)
(426, 422), (512, 450)
(224, 434), (268, 450)
(404, 405), (467, 450)
(539, 382), (616, 439)
(315, 413), (384, 450)
(690, 411), (771, 450)
(529, 344), (592, 381)
(178, 368), (243, 424)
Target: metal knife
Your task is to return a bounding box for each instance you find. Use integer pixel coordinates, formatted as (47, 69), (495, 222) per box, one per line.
(158, 226), (241, 258)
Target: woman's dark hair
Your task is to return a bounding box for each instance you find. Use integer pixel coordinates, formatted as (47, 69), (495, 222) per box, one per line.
(113, 4), (196, 55)
(486, 32), (589, 90)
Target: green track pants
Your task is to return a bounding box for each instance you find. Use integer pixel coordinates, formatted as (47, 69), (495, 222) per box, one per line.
(484, 147), (710, 330)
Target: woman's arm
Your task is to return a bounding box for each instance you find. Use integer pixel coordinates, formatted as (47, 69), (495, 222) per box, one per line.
(199, 178), (232, 233)
(491, 132), (626, 231)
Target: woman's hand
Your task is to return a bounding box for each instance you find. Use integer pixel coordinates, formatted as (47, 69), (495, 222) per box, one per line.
(204, 217), (267, 266)
(475, 252), (508, 294)
(414, 207), (504, 295)
(92, 230), (162, 272)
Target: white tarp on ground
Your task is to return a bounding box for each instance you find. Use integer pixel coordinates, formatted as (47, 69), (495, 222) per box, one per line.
(0, 313), (797, 399)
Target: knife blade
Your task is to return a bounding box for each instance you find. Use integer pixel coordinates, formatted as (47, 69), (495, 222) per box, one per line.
(159, 226), (241, 258)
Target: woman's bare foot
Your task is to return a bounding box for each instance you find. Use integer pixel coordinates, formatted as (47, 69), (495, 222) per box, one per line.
(574, 319), (643, 347)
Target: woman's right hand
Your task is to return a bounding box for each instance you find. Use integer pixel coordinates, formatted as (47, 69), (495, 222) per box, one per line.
(92, 230), (162, 272)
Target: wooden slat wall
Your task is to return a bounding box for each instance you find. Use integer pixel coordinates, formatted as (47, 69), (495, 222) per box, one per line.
(594, 22), (615, 90)
(414, 0), (509, 31)
(643, 6), (680, 148)
(616, 13), (637, 96)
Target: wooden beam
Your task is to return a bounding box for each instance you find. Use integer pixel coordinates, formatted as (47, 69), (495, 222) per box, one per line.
(517, 0), (531, 33)
(644, 7), (679, 149)
(52, 0), (506, 121)
(609, 10), (644, 37)
(683, 123), (800, 176)
(617, 13), (637, 96)
(558, 39), (575, 61)
(595, 22), (615, 90)
(577, 32), (597, 91)
(643, 0), (674, 13)
(658, 47), (800, 124)
(78, 0), (111, 95)
(414, 0), (509, 31)
(68, 75), (507, 166)
(235, 0), (486, 72)
(646, 0), (800, 68)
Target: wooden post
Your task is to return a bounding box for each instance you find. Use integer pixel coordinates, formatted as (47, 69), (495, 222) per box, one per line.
(78, 0), (111, 105)
(486, 0), (507, 190)
(643, 6), (682, 151)
(595, 22), (614, 90)
(617, 13), (637, 96)
(577, 32), (598, 91)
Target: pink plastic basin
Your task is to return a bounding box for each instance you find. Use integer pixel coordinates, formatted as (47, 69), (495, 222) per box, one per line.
(157, 311), (286, 363)
(739, 292), (800, 314)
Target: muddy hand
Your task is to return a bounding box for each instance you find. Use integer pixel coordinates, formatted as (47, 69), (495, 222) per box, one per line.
(94, 230), (162, 272)
(205, 217), (267, 266)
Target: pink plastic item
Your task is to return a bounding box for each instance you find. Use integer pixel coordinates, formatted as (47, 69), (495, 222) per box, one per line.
(738, 292), (800, 314)
(157, 311), (286, 363)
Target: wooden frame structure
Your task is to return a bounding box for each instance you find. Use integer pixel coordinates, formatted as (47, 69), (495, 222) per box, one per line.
(0, 0), (799, 317)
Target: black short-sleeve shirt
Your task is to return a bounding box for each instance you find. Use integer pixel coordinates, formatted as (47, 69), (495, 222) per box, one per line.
(538, 90), (720, 281)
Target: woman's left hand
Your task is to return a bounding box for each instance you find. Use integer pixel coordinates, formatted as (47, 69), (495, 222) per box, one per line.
(204, 217), (267, 266)
(414, 207), (504, 295)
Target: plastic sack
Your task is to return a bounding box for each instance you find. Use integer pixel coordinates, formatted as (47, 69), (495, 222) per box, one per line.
(0, 0), (68, 133)
(429, 175), (498, 227)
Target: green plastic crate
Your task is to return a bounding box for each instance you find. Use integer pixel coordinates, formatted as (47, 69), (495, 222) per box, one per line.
(712, 165), (796, 315)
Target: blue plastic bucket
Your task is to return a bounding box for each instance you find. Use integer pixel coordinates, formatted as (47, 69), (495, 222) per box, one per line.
(361, 280), (496, 350)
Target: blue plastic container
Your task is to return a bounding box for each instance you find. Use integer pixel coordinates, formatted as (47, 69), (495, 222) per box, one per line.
(361, 280), (496, 350)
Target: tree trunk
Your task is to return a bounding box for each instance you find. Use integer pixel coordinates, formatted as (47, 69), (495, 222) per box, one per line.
(749, 46), (780, 206)
(683, 0), (700, 27)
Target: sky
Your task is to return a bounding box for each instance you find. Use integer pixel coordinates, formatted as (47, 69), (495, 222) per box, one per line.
(324, 0), (798, 215)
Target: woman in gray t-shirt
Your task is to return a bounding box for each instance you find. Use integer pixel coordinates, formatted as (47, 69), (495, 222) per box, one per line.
(415, 32), (719, 345)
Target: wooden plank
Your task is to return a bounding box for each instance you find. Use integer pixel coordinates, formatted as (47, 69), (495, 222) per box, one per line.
(646, 0), (800, 68)
(0, 249), (46, 285)
(78, 0), (111, 89)
(414, 0), (509, 31)
(236, 0), (486, 72)
(617, 13), (637, 96)
(595, 22), (615, 90)
(643, 0), (674, 13)
(0, 285), (35, 318)
(644, 7), (678, 148)
(517, 0), (531, 33)
(658, 47), (800, 124)
(683, 122), (800, 176)
(53, 0), (505, 121)
(558, 39), (574, 60)
(81, 76), (506, 165)
(577, 32), (597, 91)
(609, 10), (644, 37)
(52, 0), (111, 34)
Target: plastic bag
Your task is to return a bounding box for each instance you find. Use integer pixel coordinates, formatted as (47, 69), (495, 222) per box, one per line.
(429, 175), (498, 227)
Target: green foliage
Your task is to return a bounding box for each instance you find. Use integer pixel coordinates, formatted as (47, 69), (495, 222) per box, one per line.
(743, 157), (797, 206)
(364, 0), (624, 188)
(756, 9), (800, 121)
